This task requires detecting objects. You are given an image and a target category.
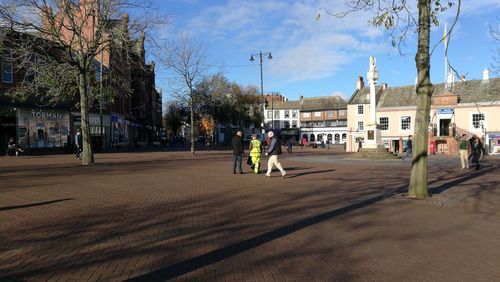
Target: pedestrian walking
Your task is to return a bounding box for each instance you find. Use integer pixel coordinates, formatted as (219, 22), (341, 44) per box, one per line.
(249, 134), (261, 174)
(75, 129), (83, 160)
(401, 135), (413, 160)
(231, 130), (244, 174)
(471, 138), (482, 170)
(459, 134), (469, 170)
(287, 139), (293, 154)
(265, 131), (286, 178)
(7, 137), (24, 157)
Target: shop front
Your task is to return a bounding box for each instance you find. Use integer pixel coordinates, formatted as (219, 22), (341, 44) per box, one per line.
(17, 108), (70, 149)
(0, 106), (17, 153)
(488, 133), (500, 155)
(72, 112), (111, 151)
(111, 113), (130, 148)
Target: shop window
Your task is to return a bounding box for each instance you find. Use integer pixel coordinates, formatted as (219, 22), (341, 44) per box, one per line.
(292, 120), (297, 128)
(284, 121), (290, 128)
(310, 134), (315, 142)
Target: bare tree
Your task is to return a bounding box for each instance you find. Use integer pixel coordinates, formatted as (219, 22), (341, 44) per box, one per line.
(324, 0), (460, 199)
(0, 0), (165, 165)
(158, 35), (210, 155)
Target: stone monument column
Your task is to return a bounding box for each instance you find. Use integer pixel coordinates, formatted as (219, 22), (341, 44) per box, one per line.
(364, 56), (382, 149)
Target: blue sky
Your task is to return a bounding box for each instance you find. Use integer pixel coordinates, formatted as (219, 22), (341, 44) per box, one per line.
(151, 0), (500, 103)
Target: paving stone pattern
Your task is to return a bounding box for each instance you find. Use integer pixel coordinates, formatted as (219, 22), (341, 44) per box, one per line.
(0, 150), (499, 281)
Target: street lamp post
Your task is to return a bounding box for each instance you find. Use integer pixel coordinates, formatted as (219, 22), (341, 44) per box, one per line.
(249, 51), (272, 136)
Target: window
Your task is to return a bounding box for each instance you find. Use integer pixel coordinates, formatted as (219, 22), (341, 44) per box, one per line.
(284, 110), (290, 118)
(357, 105), (364, 115)
(303, 112), (311, 118)
(357, 121), (364, 131)
(292, 110), (298, 118)
(310, 134), (315, 142)
(284, 121), (290, 128)
(327, 110), (334, 118)
(292, 120), (297, 128)
(2, 49), (13, 83)
(401, 116), (411, 130)
(314, 111), (321, 117)
(379, 117), (389, 130)
(338, 109), (346, 117)
(274, 110), (280, 119)
(342, 133), (347, 140)
(267, 111), (272, 119)
(273, 120), (280, 129)
(472, 113), (485, 129)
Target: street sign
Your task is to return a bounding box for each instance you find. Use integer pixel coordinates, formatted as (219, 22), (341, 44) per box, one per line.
(437, 108), (454, 114)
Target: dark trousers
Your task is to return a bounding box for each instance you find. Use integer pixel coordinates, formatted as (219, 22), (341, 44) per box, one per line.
(76, 146), (83, 158)
(233, 155), (242, 173)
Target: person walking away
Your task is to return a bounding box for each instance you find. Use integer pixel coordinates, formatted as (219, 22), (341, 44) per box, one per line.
(265, 131), (286, 178)
(287, 139), (293, 154)
(75, 129), (83, 160)
(401, 135), (413, 160)
(231, 131), (244, 174)
(467, 135), (476, 165)
(471, 138), (482, 170)
(459, 134), (469, 170)
(249, 134), (261, 174)
(7, 137), (24, 157)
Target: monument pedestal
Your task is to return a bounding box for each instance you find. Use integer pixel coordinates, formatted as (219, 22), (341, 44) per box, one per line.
(364, 124), (382, 149)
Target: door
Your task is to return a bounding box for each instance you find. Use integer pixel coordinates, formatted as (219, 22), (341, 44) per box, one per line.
(439, 119), (451, 136)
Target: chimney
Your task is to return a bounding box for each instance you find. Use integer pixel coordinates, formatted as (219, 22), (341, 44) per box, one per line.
(356, 76), (364, 90)
(482, 68), (490, 83)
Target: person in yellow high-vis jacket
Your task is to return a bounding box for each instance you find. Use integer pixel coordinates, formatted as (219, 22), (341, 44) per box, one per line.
(249, 134), (262, 174)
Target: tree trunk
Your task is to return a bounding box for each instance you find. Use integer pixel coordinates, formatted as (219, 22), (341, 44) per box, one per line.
(190, 97), (195, 155)
(79, 71), (95, 165)
(408, 0), (433, 199)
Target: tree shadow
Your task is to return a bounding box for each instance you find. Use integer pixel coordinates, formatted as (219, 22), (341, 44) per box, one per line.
(286, 169), (336, 178)
(429, 163), (499, 195)
(126, 186), (404, 281)
(0, 198), (75, 212)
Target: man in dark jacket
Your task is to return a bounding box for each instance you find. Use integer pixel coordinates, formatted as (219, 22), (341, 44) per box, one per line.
(231, 130), (244, 174)
(265, 131), (286, 177)
(75, 129), (83, 160)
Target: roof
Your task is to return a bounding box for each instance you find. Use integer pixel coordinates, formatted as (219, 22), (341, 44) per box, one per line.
(300, 95), (347, 111)
(348, 78), (500, 108)
(347, 85), (384, 104)
(268, 101), (301, 110)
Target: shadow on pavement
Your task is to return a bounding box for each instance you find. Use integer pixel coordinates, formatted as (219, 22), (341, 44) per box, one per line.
(126, 186), (405, 281)
(0, 198), (75, 212)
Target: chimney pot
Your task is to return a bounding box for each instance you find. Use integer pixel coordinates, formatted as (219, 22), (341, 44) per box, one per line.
(356, 76), (364, 90)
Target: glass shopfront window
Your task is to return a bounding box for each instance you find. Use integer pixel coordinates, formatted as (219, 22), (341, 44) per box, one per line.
(18, 108), (70, 148)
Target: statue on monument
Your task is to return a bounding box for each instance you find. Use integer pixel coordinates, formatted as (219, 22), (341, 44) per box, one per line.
(367, 55), (378, 82)
(369, 56), (376, 70)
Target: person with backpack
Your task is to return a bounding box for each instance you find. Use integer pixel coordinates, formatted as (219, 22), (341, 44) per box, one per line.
(459, 134), (469, 170)
(265, 131), (287, 178)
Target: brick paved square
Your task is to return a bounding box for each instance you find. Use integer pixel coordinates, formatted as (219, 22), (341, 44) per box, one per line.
(1, 151), (499, 281)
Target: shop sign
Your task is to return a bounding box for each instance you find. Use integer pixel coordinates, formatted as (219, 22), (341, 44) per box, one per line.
(488, 133), (500, 139)
(31, 111), (64, 120)
(437, 108), (454, 114)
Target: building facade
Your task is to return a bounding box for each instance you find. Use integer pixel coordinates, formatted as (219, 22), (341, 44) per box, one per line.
(346, 74), (500, 155)
(299, 96), (348, 145)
